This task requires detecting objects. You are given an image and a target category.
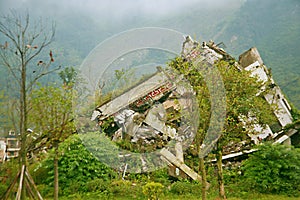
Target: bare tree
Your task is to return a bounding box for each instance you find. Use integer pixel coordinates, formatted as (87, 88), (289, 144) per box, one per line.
(0, 11), (57, 199)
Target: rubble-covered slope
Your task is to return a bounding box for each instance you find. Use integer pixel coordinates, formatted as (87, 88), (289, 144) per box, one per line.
(91, 36), (299, 163)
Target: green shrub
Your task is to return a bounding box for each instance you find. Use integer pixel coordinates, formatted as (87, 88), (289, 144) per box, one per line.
(0, 184), (8, 197)
(86, 178), (110, 193)
(0, 158), (19, 197)
(142, 182), (164, 200)
(30, 161), (50, 185)
(38, 135), (117, 195)
(63, 193), (82, 200)
(149, 169), (171, 186)
(110, 180), (133, 195)
(223, 166), (242, 184)
(63, 180), (85, 195)
(36, 184), (53, 198)
(169, 181), (201, 195)
(242, 143), (300, 196)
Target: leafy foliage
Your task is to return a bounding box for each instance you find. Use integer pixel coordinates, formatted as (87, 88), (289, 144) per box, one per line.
(28, 85), (76, 152)
(110, 180), (134, 196)
(169, 181), (202, 195)
(242, 143), (300, 196)
(86, 178), (110, 193)
(0, 158), (19, 196)
(142, 182), (164, 200)
(59, 66), (78, 87)
(221, 0), (300, 109)
(168, 56), (276, 149)
(36, 135), (117, 195)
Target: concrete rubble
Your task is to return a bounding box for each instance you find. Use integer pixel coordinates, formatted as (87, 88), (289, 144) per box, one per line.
(91, 36), (299, 178)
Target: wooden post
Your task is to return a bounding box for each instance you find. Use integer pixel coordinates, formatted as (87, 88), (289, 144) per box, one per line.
(2, 171), (21, 200)
(24, 179), (35, 199)
(16, 165), (25, 200)
(25, 168), (44, 200)
(122, 163), (128, 180)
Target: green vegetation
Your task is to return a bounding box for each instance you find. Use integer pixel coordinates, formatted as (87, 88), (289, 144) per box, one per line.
(2, 132), (300, 199)
(168, 54), (276, 198)
(142, 182), (164, 200)
(219, 0), (300, 109)
(0, 2), (300, 199)
(242, 143), (300, 196)
(2, 45), (299, 200)
(33, 135), (117, 197)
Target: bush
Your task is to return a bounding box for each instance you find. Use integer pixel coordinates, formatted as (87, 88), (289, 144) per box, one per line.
(169, 181), (201, 195)
(63, 180), (85, 195)
(86, 178), (110, 193)
(149, 169), (171, 186)
(0, 184), (8, 197)
(0, 158), (19, 197)
(110, 180), (133, 195)
(37, 135), (117, 195)
(36, 184), (53, 198)
(142, 182), (164, 200)
(242, 143), (300, 196)
(30, 161), (50, 185)
(223, 165), (242, 184)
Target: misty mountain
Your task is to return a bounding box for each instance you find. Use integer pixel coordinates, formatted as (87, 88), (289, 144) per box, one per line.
(219, 0), (300, 109)
(0, 0), (299, 109)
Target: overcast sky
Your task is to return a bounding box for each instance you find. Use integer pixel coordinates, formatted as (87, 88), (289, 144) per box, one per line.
(0, 0), (241, 20)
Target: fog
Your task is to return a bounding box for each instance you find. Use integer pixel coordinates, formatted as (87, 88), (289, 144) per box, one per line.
(0, 0), (242, 21)
(0, 0), (246, 60)
(0, 0), (300, 108)
(0, 0), (245, 47)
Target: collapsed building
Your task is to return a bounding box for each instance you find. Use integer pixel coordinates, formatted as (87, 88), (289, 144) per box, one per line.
(91, 67), (196, 146)
(91, 36), (299, 179)
(239, 47), (297, 145)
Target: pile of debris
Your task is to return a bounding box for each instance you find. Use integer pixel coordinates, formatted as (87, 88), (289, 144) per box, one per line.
(91, 36), (299, 179)
(91, 66), (197, 152)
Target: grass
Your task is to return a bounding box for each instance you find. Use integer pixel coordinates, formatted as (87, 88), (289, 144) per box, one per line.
(57, 192), (300, 200)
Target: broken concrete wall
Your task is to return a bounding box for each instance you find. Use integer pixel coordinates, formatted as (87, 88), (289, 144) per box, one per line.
(240, 48), (293, 128)
(239, 47), (264, 68)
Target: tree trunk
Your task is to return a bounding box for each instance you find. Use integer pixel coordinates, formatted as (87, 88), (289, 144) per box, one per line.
(199, 157), (207, 200)
(216, 147), (226, 199)
(54, 143), (59, 200)
(20, 52), (27, 200)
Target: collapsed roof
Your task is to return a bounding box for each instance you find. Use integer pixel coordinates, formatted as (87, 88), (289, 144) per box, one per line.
(90, 36), (299, 178)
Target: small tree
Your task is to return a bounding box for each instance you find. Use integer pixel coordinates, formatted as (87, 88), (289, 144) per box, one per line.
(59, 66), (78, 88)
(0, 11), (57, 161)
(28, 84), (76, 200)
(213, 60), (276, 199)
(168, 56), (276, 199)
(29, 67), (78, 200)
(37, 134), (117, 196)
(0, 11), (56, 199)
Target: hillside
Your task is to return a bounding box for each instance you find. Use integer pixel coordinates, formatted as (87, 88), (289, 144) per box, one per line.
(218, 0), (300, 108)
(0, 0), (299, 108)
(41, 0), (300, 109)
